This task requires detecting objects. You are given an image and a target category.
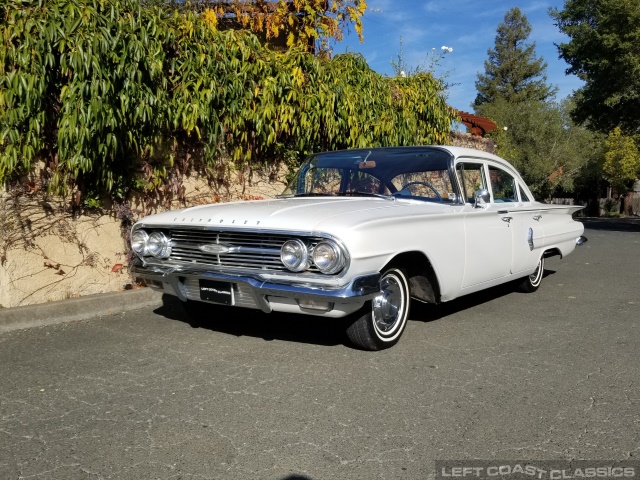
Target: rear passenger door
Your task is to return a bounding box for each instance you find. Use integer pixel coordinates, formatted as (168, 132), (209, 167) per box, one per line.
(487, 162), (544, 276)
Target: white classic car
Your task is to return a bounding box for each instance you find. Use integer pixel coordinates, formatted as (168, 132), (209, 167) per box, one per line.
(131, 146), (587, 350)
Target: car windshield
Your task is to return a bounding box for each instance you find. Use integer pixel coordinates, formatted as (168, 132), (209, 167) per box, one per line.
(280, 147), (458, 203)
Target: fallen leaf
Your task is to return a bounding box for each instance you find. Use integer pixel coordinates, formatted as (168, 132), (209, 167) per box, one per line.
(111, 263), (124, 273)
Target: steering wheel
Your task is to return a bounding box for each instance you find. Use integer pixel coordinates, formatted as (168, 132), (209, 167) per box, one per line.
(399, 181), (442, 201)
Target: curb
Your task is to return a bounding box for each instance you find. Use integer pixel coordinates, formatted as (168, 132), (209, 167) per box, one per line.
(0, 288), (164, 334)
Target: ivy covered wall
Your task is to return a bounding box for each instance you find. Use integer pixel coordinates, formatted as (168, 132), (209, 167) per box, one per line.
(0, 0), (455, 206)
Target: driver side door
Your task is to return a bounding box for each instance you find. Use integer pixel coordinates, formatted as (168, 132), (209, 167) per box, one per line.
(457, 161), (513, 288)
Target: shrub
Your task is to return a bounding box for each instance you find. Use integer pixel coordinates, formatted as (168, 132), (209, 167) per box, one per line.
(0, 0), (454, 204)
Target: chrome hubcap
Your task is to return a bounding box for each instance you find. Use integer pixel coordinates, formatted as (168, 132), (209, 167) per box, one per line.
(372, 274), (404, 333)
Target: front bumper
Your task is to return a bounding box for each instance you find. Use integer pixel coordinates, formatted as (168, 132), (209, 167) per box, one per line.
(132, 263), (381, 317)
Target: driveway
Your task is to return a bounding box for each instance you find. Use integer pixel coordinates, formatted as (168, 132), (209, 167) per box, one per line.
(0, 224), (638, 479)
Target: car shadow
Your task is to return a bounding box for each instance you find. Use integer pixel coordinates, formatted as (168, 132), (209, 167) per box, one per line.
(153, 294), (348, 347)
(411, 269), (557, 322)
(152, 270), (556, 347)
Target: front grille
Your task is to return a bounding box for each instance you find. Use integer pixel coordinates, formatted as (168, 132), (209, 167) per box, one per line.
(165, 229), (323, 273)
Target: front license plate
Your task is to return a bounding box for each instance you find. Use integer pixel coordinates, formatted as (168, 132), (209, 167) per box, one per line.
(199, 280), (234, 305)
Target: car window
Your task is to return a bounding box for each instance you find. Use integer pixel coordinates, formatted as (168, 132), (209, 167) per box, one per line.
(456, 162), (486, 203)
(488, 165), (517, 202)
(282, 148), (460, 203)
(390, 170), (454, 201)
(518, 184), (530, 202)
(305, 167), (343, 194)
(346, 171), (386, 194)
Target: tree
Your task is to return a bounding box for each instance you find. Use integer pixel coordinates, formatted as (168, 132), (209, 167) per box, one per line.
(472, 7), (599, 200)
(474, 7), (557, 110)
(482, 98), (602, 198)
(603, 127), (640, 194)
(165, 0), (368, 52)
(551, 0), (640, 134)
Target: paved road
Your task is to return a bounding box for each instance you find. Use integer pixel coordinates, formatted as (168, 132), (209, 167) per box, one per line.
(1, 226), (638, 480)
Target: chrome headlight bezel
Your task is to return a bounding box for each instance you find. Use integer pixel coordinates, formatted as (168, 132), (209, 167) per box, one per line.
(312, 240), (345, 274)
(280, 239), (310, 272)
(131, 229), (149, 256)
(147, 231), (172, 259)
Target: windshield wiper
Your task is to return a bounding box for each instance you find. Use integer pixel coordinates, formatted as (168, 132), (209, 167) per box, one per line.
(276, 192), (337, 198)
(339, 191), (396, 201)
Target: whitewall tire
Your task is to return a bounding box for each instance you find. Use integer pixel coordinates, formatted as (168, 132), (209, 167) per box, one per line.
(346, 267), (411, 350)
(518, 256), (545, 293)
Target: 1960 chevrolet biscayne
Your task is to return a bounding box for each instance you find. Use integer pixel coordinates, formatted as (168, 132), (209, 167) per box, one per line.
(131, 146), (587, 350)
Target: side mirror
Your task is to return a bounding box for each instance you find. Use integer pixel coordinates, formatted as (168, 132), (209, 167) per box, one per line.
(474, 189), (490, 208)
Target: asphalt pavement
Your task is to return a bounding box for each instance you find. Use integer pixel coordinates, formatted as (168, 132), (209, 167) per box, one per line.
(0, 221), (638, 479)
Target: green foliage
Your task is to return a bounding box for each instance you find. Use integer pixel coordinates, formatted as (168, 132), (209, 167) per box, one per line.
(474, 7), (557, 109)
(0, 0), (169, 197)
(603, 127), (640, 193)
(0, 0), (454, 202)
(156, 0), (368, 53)
(474, 7), (596, 200)
(551, 0), (640, 134)
(484, 98), (603, 198)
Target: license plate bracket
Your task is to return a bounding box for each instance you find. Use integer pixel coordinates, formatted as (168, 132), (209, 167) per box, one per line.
(199, 279), (234, 305)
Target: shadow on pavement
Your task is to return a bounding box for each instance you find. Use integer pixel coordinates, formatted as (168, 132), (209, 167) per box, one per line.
(154, 294), (348, 347)
(580, 216), (640, 232)
(152, 270), (556, 346)
(411, 270), (556, 322)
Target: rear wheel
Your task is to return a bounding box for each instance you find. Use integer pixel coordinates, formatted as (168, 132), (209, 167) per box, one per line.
(518, 256), (545, 293)
(346, 267), (410, 350)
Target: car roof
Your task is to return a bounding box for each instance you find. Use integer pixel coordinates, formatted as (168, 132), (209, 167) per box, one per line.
(438, 146), (514, 166)
(314, 146), (513, 168)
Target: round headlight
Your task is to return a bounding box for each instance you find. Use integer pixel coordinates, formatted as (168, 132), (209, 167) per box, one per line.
(312, 241), (344, 274)
(147, 231), (172, 259)
(131, 230), (149, 255)
(280, 239), (309, 272)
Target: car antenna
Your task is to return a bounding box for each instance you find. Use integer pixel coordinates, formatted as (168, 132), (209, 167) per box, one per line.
(363, 150), (372, 165)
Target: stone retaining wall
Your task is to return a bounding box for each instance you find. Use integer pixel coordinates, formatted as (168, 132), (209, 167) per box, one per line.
(0, 163), (289, 308)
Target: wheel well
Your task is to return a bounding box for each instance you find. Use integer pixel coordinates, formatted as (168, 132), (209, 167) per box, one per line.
(383, 251), (441, 304)
(543, 248), (562, 259)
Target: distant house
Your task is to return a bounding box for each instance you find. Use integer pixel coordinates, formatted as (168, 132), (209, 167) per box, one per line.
(454, 110), (497, 137)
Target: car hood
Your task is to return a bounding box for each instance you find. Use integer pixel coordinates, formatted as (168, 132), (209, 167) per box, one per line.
(136, 197), (455, 235)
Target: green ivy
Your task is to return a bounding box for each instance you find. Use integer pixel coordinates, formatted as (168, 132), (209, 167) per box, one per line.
(0, 0), (455, 202)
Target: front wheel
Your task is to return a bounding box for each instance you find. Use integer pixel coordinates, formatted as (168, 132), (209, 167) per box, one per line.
(346, 267), (411, 350)
(518, 256), (545, 293)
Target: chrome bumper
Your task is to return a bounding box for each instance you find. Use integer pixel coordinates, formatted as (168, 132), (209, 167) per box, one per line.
(131, 263), (381, 314)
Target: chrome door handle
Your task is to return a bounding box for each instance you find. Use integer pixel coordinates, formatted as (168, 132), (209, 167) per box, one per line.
(533, 214), (542, 221)
(501, 216), (512, 223)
